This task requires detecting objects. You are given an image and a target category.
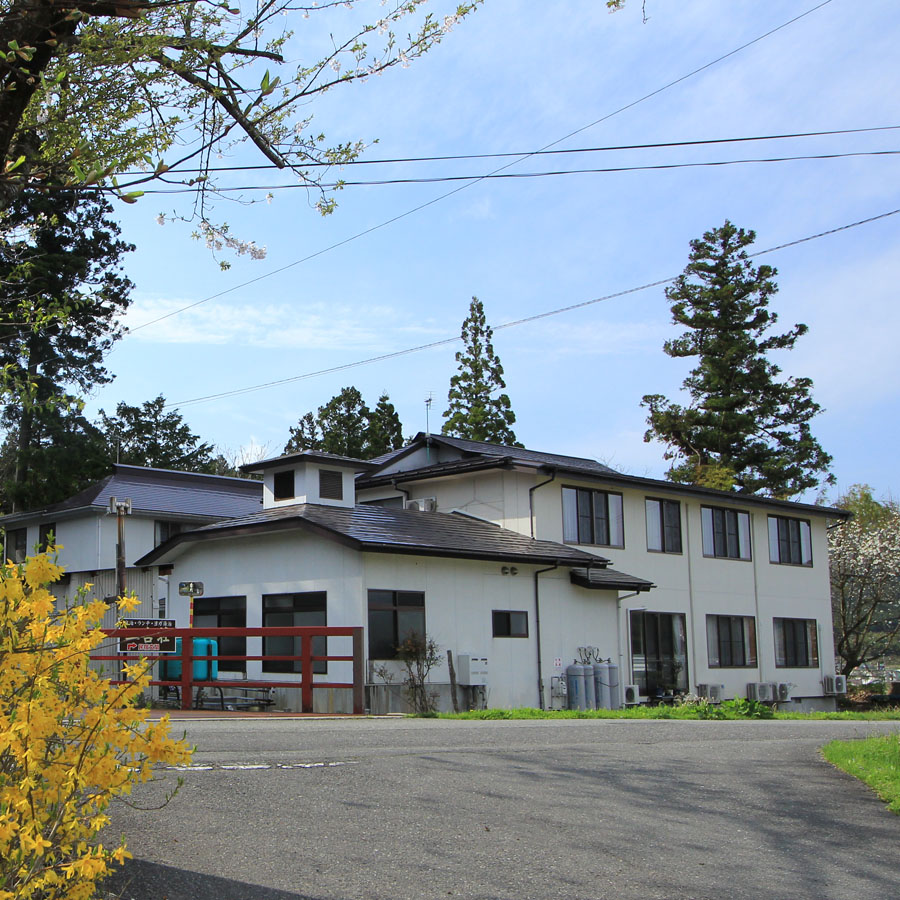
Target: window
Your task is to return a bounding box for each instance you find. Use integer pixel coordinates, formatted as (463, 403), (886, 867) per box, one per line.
(319, 469), (343, 500)
(273, 470), (294, 501)
(154, 520), (183, 547)
(768, 516), (812, 566)
(39, 522), (56, 552)
(368, 590), (425, 659)
(194, 596), (247, 672)
(263, 592), (327, 674)
(774, 618), (819, 668)
(706, 615), (757, 668)
(562, 487), (624, 547)
(646, 498), (682, 553)
(492, 610), (528, 638)
(701, 506), (751, 560)
(4, 528), (26, 563)
(630, 611), (688, 697)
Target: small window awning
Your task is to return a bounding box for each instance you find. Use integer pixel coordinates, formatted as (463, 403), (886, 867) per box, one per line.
(570, 567), (654, 592)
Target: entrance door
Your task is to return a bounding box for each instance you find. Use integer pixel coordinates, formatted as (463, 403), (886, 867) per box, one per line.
(630, 610), (688, 697)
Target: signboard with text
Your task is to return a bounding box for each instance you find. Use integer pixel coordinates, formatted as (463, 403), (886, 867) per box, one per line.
(118, 618), (177, 654)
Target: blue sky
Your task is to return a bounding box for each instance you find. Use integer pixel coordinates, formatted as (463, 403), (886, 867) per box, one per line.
(90, 0), (900, 502)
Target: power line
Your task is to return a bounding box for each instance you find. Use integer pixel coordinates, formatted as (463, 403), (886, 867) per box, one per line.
(133, 149), (900, 194)
(127, 0), (834, 335)
(115, 124), (899, 176)
(166, 206), (900, 409)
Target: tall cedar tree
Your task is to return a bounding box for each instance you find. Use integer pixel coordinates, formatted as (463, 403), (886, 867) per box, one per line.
(641, 221), (832, 497)
(99, 396), (216, 472)
(442, 297), (520, 446)
(0, 190), (133, 511)
(284, 388), (404, 459)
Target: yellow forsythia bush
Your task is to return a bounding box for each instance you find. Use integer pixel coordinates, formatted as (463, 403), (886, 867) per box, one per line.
(0, 552), (192, 900)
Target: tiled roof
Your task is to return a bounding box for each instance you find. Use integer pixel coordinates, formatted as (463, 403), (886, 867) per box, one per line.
(136, 503), (625, 571)
(0, 465), (262, 524)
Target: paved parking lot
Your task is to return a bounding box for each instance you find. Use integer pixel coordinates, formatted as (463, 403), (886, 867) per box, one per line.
(107, 718), (900, 900)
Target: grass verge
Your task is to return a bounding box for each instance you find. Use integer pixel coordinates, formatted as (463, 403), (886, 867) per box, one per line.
(435, 705), (900, 721)
(822, 733), (900, 813)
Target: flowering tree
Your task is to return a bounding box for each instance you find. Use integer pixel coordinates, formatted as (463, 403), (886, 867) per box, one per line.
(830, 486), (900, 677)
(0, 552), (191, 899)
(0, 0), (483, 227)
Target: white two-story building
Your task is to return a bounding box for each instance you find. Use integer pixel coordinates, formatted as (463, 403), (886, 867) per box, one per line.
(126, 434), (847, 712)
(2, 436), (847, 711)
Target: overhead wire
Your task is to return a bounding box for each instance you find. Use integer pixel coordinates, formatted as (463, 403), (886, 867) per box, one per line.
(166, 206), (900, 409)
(134, 150), (900, 194)
(127, 0), (837, 335)
(112, 124), (899, 176)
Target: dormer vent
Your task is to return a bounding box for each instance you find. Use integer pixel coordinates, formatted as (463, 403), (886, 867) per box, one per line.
(319, 469), (344, 501)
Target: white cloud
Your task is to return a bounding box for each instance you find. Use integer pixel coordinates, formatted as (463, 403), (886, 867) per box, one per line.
(123, 297), (448, 350)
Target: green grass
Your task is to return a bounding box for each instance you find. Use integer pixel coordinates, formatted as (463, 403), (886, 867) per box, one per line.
(435, 705), (900, 722)
(822, 733), (900, 813)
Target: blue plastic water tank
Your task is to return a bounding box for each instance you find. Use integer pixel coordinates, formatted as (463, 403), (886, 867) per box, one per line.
(160, 638), (219, 681)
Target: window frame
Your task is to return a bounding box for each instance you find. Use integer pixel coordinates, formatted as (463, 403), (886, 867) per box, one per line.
(193, 595), (247, 672)
(262, 591), (327, 674)
(774, 617), (819, 668)
(645, 497), (683, 554)
(4, 527), (26, 563)
(629, 610), (689, 697)
(700, 506), (752, 561)
(367, 589), (426, 659)
(38, 522), (56, 552)
(562, 486), (625, 548)
(492, 610), (529, 638)
(706, 615), (757, 668)
(768, 515), (813, 567)
(273, 470), (295, 501)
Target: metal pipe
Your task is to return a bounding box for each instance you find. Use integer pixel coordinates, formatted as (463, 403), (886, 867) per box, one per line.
(533, 562), (559, 710)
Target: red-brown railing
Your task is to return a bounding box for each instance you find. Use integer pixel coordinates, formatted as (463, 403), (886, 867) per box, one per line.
(94, 626), (365, 713)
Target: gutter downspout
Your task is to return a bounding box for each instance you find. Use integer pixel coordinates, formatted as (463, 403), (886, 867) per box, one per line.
(391, 478), (411, 505)
(615, 590), (644, 704)
(529, 468), (557, 539)
(533, 562), (559, 710)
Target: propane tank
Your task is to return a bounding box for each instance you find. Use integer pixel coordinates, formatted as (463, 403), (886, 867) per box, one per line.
(566, 663), (587, 710)
(593, 661), (610, 710)
(583, 661), (596, 710)
(607, 661), (620, 709)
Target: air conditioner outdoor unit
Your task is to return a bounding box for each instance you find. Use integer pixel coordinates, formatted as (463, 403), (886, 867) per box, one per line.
(405, 497), (437, 512)
(624, 684), (643, 705)
(747, 682), (775, 703)
(707, 684), (725, 703)
(777, 682), (793, 702)
(695, 683), (709, 698)
(824, 674), (848, 695)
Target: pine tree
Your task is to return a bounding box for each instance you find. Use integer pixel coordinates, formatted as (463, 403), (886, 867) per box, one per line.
(0, 190), (133, 509)
(98, 396), (215, 472)
(284, 388), (405, 459)
(366, 393), (404, 457)
(641, 221), (832, 497)
(442, 297), (520, 446)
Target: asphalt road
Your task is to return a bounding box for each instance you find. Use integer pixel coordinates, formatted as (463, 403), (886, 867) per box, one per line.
(106, 718), (900, 900)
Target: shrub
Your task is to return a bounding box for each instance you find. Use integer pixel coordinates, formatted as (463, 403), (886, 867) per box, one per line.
(0, 552), (191, 900)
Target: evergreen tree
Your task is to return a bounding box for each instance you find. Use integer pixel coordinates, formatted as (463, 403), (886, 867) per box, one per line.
(641, 221), (832, 497)
(284, 412), (323, 454)
(0, 190), (133, 510)
(366, 393), (404, 457)
(285, 388), (405, 459)
(98, 396), (215, 472)
(442, 297), (520, 446)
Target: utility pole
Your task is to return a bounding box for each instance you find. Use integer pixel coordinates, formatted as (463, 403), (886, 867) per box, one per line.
(107, 497), (132, 599)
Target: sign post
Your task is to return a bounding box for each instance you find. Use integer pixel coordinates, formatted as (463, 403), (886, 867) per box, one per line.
(179, 581), (204, 627)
